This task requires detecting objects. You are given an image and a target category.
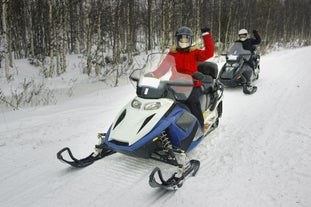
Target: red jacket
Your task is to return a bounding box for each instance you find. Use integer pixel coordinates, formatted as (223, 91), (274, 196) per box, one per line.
(153, 33), (214, 87)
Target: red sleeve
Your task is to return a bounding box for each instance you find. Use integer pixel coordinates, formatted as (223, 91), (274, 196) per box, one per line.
(151, 53), (174, 77)
(196, 34), (214, 61)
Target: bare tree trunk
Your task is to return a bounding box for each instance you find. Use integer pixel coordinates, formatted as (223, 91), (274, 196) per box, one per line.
(95, 1), (103, 76)
(217, 0), (221, 44)
(111, 0), (121, 64)
(27, 0), (34, 58)
(2, 0), (11, 80)
(224, 0), (233, 51)
(264, 8), (271, 45)
(126, 0), (134, 64)
(147, 0), (152, 51)
(48, 0), (54, 77)
(195, 0), (201, 43)
(72, 3), (80, 54)
(8, 28), (13, 67)
(161, 0), (166, 52)
(23, 0), (29, 57)
(56, 1), (63, 76)
(85, 0), (92, 76)
(210, 0), (214, 33)
(167, 1), (173, 46)
(62, 0), (67, 73)
(57, 0), (66, 76)
(110, 0), (121, 86)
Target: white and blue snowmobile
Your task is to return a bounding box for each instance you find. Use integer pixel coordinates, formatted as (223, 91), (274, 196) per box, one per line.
(219, 42), (260, 90)
(57, 54), (223, 190)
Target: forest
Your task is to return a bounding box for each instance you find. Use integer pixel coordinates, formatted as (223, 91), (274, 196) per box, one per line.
(1, 0), (310, 81)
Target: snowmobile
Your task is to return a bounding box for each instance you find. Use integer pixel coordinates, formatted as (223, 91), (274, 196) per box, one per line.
(57, 54), (223, 190)
(219, 42), (260, 88)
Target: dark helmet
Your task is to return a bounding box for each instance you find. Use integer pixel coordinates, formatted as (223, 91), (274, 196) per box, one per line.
(175, 26), (193, 49)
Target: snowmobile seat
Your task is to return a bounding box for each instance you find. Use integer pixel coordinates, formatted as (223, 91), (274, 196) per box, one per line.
(198, 62), (218, 94)
(198, 62), (218, 79)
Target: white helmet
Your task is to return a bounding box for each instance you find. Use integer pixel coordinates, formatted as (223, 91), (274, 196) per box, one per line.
(238, 29), (248, 35)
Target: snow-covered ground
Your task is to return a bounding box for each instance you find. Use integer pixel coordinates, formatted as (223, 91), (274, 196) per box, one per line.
(1, 46), (311, 207)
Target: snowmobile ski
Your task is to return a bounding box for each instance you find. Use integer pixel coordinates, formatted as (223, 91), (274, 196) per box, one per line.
(149, 159), (200, 190)
(57, 144), (116, 168)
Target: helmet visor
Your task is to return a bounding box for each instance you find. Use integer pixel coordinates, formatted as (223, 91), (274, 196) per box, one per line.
(176, 34), (190, 42)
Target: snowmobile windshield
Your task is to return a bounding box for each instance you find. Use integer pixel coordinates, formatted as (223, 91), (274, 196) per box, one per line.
(133, 54), (193, 100)
(227, 42), (251, 61)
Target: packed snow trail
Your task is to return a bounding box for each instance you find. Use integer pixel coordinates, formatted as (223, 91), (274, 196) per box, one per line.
(0, 46), (311, 207)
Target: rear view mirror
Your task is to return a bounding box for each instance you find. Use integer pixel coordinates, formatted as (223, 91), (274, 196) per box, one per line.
(129, 69), (141, 82)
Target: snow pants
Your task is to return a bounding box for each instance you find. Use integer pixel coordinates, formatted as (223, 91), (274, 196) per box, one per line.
(242, 65), (253, 85)
(185, 87), (204, 127)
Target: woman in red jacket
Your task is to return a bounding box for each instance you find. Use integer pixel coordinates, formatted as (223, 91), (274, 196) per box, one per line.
(152, 26), (215, 127)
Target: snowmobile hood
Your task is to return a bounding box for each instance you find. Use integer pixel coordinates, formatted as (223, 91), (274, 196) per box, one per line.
(108, 97), (174, 146)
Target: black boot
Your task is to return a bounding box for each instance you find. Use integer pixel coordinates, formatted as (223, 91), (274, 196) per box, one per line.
(243, 84), (257, 94)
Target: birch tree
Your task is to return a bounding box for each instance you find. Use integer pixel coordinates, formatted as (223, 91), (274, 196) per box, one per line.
(2, 0), (11, 80)
(167, 0), (173, 46)
(95, 0), (104, 76)
(56, 0), (67, 75)
(194, 0), (201, 43)
(217, 0), (221, 44)
(160, 0), (166, 52)
(126, 0), (135, 64)
(147, 0), (152, 51)
(84, 0), (92, 76)
(25, 0), (34, 58)
(113, 0), (121, 65)
(48, 0), (54, 77)
(224, 0), (233, 50)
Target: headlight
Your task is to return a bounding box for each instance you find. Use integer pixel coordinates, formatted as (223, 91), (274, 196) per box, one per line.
(232, 63), (239, 68)
(131, 99), (142, 109)
(144, 102), (161, 110)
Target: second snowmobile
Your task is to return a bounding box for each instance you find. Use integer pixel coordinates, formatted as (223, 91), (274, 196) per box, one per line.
(57, 54), (223, 190)
(219, 42), (260, 88)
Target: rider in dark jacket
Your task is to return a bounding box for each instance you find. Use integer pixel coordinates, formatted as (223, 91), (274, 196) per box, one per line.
(236, 29), (261, 94)
(237, 29), (261, 53)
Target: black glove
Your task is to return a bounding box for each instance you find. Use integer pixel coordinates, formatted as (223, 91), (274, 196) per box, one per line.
(201, 27), (210, 34)
(203, 75), (213, 83)
(192, 72), (205, 81)
(253, 29), (258, 34)
(192, 72), (213, 83)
